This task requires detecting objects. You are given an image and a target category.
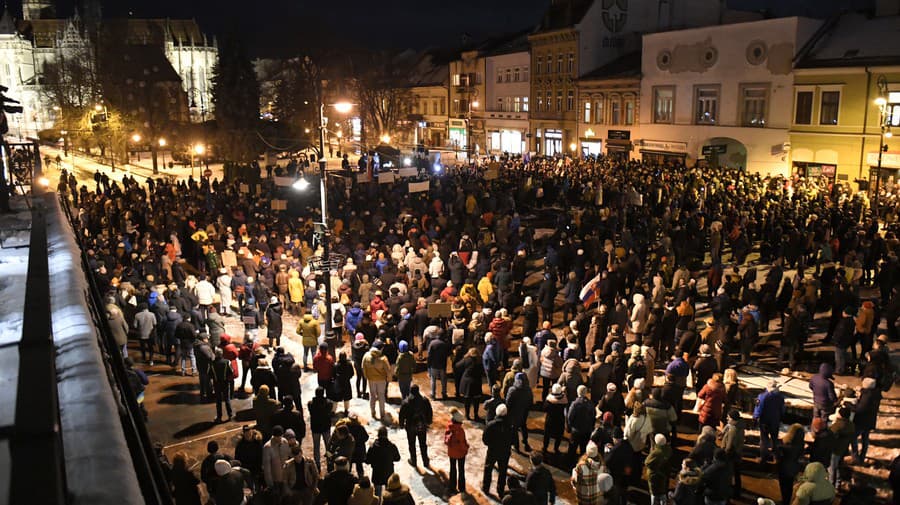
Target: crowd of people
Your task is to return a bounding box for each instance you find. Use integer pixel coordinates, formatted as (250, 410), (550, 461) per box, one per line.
(60, 152), (900, 505)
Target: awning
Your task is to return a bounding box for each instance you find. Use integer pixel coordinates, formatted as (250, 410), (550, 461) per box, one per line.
(640, 149), (686, 157)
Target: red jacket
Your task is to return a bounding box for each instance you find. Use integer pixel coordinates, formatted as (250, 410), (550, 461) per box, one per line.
(220, 334), (240, 378)
(444, 420), (469, 459)
(697, 381), (726, 425)
(313, 351), (335, 382)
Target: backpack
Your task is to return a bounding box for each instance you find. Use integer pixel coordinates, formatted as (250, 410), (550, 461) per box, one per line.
(333, 307), (344, 325)
(311, 303), (320, 320)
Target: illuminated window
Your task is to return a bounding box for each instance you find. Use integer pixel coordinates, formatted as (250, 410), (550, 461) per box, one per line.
(514, 96), (521, 112)
(740, 83), (769, 127)
(523, 96), (529, 112)
(498, 97), (504, 112)
(888, 91), (900, 127)
(694, 85), (719, 124)
(566, 90), (574, 111)
(567, 53), (574, 73)
(583, 101), (591, 123)
(653, 86), (674, 124)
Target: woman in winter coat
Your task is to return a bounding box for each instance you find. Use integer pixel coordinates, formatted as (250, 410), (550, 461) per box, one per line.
(296, 313), (320, 369)
(673, 458), (703, 505)
(444, 408), (470, 495)
(559, 357), (584, 403)
(696, 373), (727, 428)
(521, 337), (540, 387)
(381, 473), (415, 505)
(522, 297), (539, 343)
(366, 426), (401, 495)
(170, 452), (201, 505)
(791, 462), (835, 505)
(351, 334), (370, 398)
(624, 402), (653, 453)
(250, 357), (277, 397)
(776, 423), (806, 505)
(852, 377), (882, 463)
(630, 293), (650, 340)
(334, 351), (355, 415)
(543, 383), (569, 453)
(456, 347), (485, 420)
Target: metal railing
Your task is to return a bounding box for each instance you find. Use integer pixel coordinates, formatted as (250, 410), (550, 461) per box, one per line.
(58, 193), (175, 505)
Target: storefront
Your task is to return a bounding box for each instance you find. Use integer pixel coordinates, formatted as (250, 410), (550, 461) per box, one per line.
(580, 139), (602, 156)
(448, 119), (467, 151)
(865, 152), (900, 195)
(490, 130), (524, 154)
(605, 130), (632, 159)
(792, 161), (836, 182)
(638, 139), (688, 166)
(544, 129), (563, 156)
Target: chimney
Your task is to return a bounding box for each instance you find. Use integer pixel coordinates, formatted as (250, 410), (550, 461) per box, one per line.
(876, 0), (900, 16)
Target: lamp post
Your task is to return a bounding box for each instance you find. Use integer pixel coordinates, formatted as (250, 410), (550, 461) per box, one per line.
(131, 133), (141, 162)
(191, 143), (205, 179)
(304, 101), (353, 338)
(158, 137), (167, 168)
(873, 76), (893, 222)
(467, 97), (479, 160)
(94, 103), (114, 172)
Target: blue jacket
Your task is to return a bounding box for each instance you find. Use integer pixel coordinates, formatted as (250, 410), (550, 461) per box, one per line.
(344, 307), (364, 334)
(809, 363), (837, 407)
(665, 357), (690, 378)
(483, 341), (500, 373)
(753, 389), (785, 428)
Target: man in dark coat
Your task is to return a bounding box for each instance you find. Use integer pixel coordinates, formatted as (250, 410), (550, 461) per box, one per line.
(398, 384), (433, 467)
(194, 334), (215, 400)
(270, 396), (306, 445)
(525, 452), (556, 505)
(483, 404), (515, 498)
(753, 380), (785, 462)
(211, 348), (234, 422)
(234, 426), (263, 482)
(366, 426), (401, 495)
(566, 385), (595, 464)
(265, 297), (284, 348)
(505, 372), (533, 453)
(426, 332), (451, 399)
(536, 273), (557, 324)
(317, 456), (357, 505)
(809, 362), (838, 421)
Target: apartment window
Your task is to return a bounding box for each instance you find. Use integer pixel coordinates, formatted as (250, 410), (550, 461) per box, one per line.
(523, 67), (529, 82)
(432, 100), (438, 115)
(546, 90), (552, 111)
(567, 53), (574, 74)
(440, 99), (446, 115)
(888, 91), (900, 126)
(557, 54), (563, 73)
(452, 74), (460, 86)
(556, 91), (563, 112)
(653, 86), (674, 124)
(497, 97), (504, 112)
(740, 83), (769, 127)
(497, 70), (503, 83)
(611, 99), (621, 125)
(523, 96), (529, 112)
(536, 57), (542, 74)
(625, 99), (634, 125)
(819, 90), (840, 125)
(505, 69), (511, 83)
(546, 53), (552, 73)
(794, 90), (813, 125)
(566, 90), (574, 111)
(537, 92), (544, 111)
(694, 85), (719, 124)
(594, 100), (604, 124)
(583, 101), (592, 123)
(514, 96), (521, 112)
(514, 67), (520, 82)
(453, 99), (460, 114)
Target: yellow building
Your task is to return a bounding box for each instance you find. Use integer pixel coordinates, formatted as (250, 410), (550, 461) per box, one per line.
(790, 11), (900, 190)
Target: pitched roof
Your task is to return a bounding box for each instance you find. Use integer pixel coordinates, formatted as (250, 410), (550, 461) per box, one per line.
(534, 0), (594, 33)
(114, 45), (182, 83)
(796, 12), (900, 68)
(579, 51), (641, 80)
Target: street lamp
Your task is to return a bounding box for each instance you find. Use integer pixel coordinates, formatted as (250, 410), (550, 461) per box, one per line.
(380, 133), (391, 144)
(304, 100), (354, 339)
(873, 75), (892, 221)
(158, 138), (167, 168)
(131, 133), (142, 162)
(53, 106), (68, 156)
(191, 143), (205, 178)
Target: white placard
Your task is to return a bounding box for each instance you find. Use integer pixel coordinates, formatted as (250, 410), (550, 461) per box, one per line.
(378, 171), (395, 184)
(408, 181), (430, 193)
(221, 250), (237, 268)
(271, 199), (288, 211)
(484, 168), (499, 180)
(357, 173), (371, 183)
(399, 167), (417, 178)
(274, 176), (294, 187)
(239, 183), (250, 194)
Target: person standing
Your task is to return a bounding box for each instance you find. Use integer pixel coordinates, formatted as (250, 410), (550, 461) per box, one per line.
(366, 426), (401, 496)
(427, 332), (451, 399)
(566, 385), (595, 464)
(283, 445), (319, 505)
(170, 452), (202, 505)
(701, 449), (733, 505)
(790, 462), (835, 505)
(362, 340), (391, 421)
(262, 426), (292, 500)
(211, 347), (234, 423)
(343, 412), (369, 478)
(696, 374), (726, 429)
(296, 312), (320, 369)
(810, 363), (837, 422)
(194, 334), (215, 401)
(852, 377), (882, 463)
(505, 372), (534, 453)
(832, 308), (855, 375)
(334, 352), (355, 415)
(234, 425), (264, 484)
(753, 380), (785, 462)
(399, 384), (433, 468)
(308, 387), (334, 471)
(539, 340), (563, 402)
(645, 434), (672, 505)
(776, 423), (806, 505)
(134, 303), (157, 363)
(395, 341), (416, 399)
(457, 347), (485, 421)
(483, 404), (515, 498)
(829, 407), (855, 487)
(265, 296), (284, 348)
(313, 342), (336, 394)
(721, 409), (745, 498)
(318, 456), (358, 505)
(571, 443), (603, 505)
(351, 334), (370, 399)
(543, 383), (568, 453)
(526, 452), (557, 505)
(445, 408), (470, 495)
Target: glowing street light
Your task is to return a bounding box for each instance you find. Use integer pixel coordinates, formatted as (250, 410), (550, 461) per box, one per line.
(132, 133), (142, 143)
(191, 143), (206, 178)
(158, 138), (167, 147)
(472, 100), (480, 109)
(875, 96), (887, 107)
(292, 176), (311, 191)
(336, 131), (343, 139)
(94, 104), (103, 112)
(380, 134), (391, 144)
(569, 142), (578, 152)
(333, 102), (353, 114)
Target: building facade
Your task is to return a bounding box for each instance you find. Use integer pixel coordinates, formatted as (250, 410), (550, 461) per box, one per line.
(484, 44), (529, 155)
(575, 52), (640, 157)
(790, 10), (900, 188)
(0, 1), (216, 137)
(638, 16), (821, 173)
(529, 0), (726, 156)
(448, 49), (485, 156)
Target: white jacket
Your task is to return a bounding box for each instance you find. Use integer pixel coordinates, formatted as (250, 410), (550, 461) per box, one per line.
(262, 437), (292, 486)
(630, 293), (649, 334)
(429, 257), (444, 278)
(195, 280), (216, 305)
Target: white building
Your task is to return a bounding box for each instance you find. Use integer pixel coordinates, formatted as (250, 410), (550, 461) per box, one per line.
(484, 39), (529, 155)
(638, 16), (821, 173)
(0, 1), (217, 136)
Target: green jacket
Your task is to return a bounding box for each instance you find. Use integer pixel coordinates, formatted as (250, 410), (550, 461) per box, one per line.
(645, 443), (672, 495)
(395, 352), (416, 381)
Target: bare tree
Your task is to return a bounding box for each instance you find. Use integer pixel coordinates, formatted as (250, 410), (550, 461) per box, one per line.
(353, 51), (414, 147)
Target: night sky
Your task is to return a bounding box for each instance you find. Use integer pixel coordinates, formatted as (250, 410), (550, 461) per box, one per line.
(1, 0), (868, 57)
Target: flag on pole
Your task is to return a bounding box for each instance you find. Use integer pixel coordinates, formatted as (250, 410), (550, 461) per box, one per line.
(579, 273), (602, 308)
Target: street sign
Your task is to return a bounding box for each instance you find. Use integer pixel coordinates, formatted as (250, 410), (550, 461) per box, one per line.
(701, 144), (727, 156)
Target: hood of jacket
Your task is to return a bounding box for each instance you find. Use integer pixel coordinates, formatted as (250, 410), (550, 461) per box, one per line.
(632, 293), (645, 306)
(302, 313), (314, 322)
(818, 363), (834, 379)
(348, 307), (363, 318)
(678, 467), (702, 487)
(803, 462), (828, 484)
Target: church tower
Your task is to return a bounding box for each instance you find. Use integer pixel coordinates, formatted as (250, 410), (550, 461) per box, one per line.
(22, 0), (55, 20)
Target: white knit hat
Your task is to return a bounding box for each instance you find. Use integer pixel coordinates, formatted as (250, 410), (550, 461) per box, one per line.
(495, 404), (508, 417)
(215, 459), (232, 476)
